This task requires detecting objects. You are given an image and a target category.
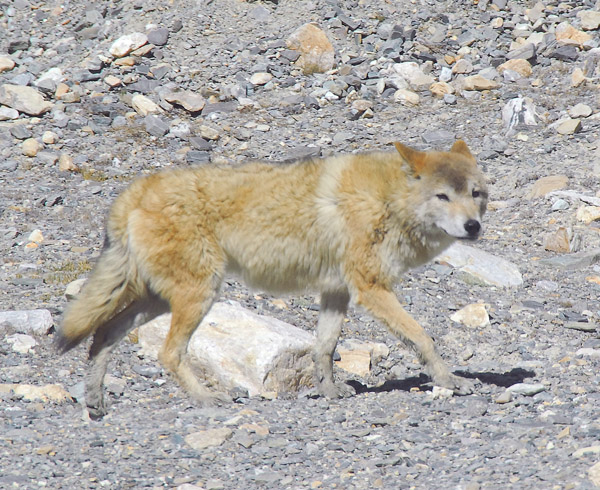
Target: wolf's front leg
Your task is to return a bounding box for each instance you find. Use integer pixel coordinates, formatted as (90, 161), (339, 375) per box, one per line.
(355, 286), (474, 395)
(313, 289), (355, 398)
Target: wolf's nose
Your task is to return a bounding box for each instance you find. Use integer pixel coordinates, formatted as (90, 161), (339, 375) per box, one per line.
(464, 219), (481, 236)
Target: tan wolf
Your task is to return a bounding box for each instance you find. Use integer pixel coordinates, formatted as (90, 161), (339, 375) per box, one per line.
(57, 140), (488, 418)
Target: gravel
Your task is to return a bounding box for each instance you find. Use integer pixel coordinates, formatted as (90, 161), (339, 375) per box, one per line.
(1, 0), (600, 488)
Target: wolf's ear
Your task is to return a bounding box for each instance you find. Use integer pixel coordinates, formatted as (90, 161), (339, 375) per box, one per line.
(394, 142), (426, 175)
(450, 140), (476, 162)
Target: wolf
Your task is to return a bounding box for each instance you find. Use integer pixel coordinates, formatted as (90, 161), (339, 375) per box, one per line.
(57, 140), (488, 418)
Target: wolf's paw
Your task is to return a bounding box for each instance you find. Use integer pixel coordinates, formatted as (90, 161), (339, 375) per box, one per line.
(318, 380), (356, 399)
(86, 401), (107, 420)
(433, 372), (474, 396)
(84, 389), (107, 420)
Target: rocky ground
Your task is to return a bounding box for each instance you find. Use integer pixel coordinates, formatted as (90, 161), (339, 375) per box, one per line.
(2, 0), (600, 488)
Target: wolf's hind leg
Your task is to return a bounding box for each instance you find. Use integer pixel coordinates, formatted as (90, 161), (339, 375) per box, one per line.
(86, 296), (169, 419)
(313, 289), (354, 398)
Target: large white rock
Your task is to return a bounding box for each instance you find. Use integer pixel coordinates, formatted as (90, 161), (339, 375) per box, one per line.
(387, 62), (435, 91)
(109, 32), (148, 57)
(5, 333), (37, 353)
(0, 309), (54, 335)
(436, 243), (523, 288)
(0, 84), (53, 116)
(138, 301), (315, 396)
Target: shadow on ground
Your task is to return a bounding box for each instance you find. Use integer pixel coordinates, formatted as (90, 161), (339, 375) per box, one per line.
(346, 367), (536, 394)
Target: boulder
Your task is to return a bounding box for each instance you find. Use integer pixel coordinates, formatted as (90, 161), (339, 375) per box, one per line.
(436, 243), (523, 288)
(286, 23), (335, 74)
(450, 304), (490, 328)
(0, 84), (53, 116)
(109, 32), (148, 57)
(0, 309), (54, 335)
(138, 301), (315, 396)
(335, 339), (389, 377)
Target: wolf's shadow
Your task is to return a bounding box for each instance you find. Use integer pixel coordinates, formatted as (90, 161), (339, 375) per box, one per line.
(346, 367), (535, 394)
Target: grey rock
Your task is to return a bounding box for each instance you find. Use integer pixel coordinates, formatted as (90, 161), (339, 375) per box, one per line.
(280, 49), (300, 62)
(152, 64), (170, 79)
(186, 150), (211, 164)
(163, 89), (206, 112)
(337, 13), (361, 31)
(9, 73), (34, 86)
(171, 19), (183, 32)
(10, 125), (32, 139)
(202, 101), (238, 115)
(77, 26), (100, 40)
(478, 150), (498, 160)
(0, 309), (54, 335)
(333, 131), (355, 144)
(506, 43), (536, 61)
(0, 159), (18, 172)
(443, 93), (457, 105)
(36, 151), (59, 165)
(168, 121), (190, 138)
(538, 248), (600, 270)
(8, 39), (30, 53)
(85, 57), (104, 73)
(190, 136), (212, 151)
(548, 45), (578, 61)
(147, 27), (169, 46)
(436, 243), (523, 287)
(566, 322), (597, 333)
(144, 114), (169, 137)
(0, 84), (53, 115)
(249, 6), (271, 22)
(551, 199), (569, 211)
(73, 70), (97, 88)
(0, 106), (19, 120)
(502, 69), (522, 82)
(112, 115), (128, 128)
(421, 130), (455, 145)
(507, 383), (546, 396)
(457, 30), (477, 47)
(568, 103), (592, 119)
(439, 66), (452, 82)
(282, 146), (321, 162)
(127, 79), (160, 93)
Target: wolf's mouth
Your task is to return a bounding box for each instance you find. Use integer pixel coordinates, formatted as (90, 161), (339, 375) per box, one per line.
(457, 235), (480, 242)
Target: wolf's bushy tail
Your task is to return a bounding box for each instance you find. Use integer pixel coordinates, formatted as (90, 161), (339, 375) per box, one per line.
(56, 236), (141, 353)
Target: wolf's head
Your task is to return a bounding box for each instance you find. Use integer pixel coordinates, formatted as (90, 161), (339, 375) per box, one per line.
(395, 140), (488, 241)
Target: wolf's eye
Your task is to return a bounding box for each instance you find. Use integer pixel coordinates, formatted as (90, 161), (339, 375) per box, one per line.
(472, 190), (480, 198)
(436, 193), (450, 201)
